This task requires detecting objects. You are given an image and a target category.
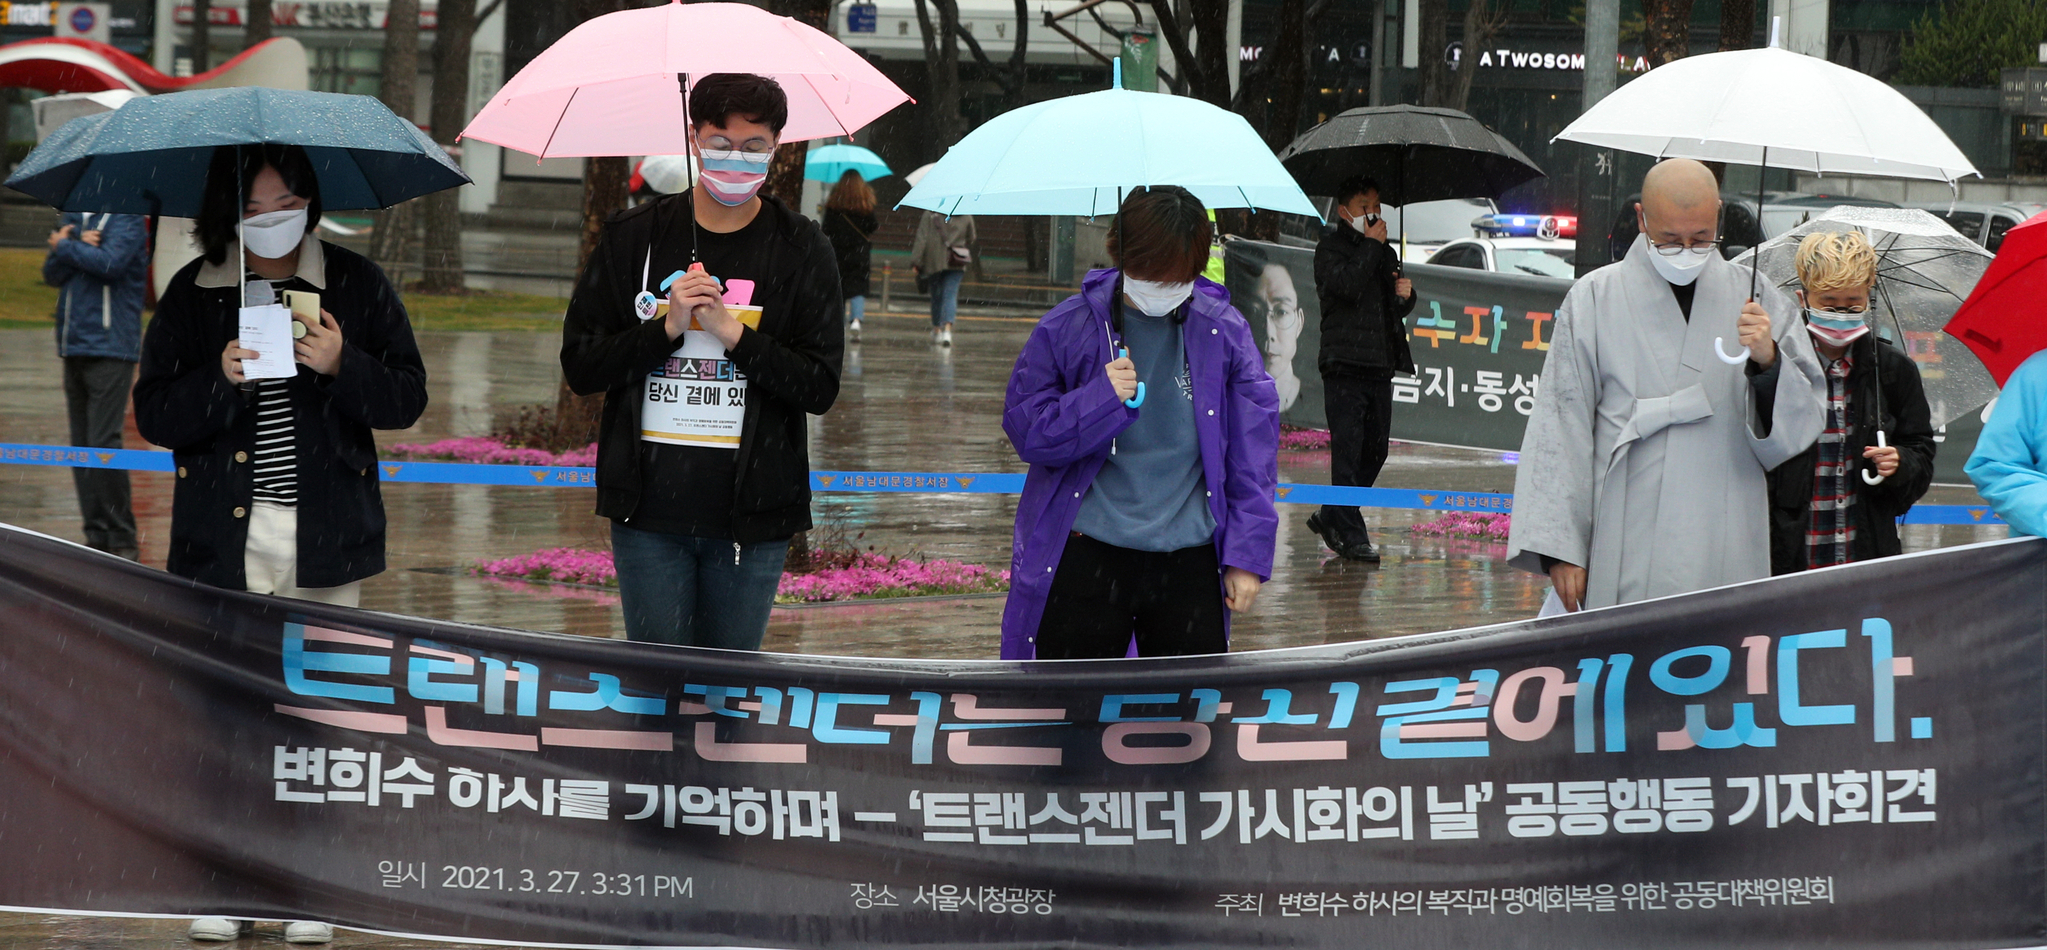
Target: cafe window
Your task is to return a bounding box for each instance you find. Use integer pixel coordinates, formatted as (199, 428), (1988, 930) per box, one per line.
(311, 46), (382, 98)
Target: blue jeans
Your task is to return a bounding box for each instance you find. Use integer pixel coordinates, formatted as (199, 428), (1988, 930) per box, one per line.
(847, 294), (865, 324)
(928, 269), (964, 327)
(610, 523), (789, 649)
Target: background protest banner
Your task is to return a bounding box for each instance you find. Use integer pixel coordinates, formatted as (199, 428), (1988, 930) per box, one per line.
(2, 523), (2044, 948)
(1224, 238), (1987, 483)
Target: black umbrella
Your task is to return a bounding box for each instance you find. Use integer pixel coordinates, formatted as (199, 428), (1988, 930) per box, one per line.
(1278, 104), (1545, 231)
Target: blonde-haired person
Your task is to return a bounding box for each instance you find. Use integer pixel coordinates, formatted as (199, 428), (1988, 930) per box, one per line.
(821, 170), (878, 341)
(1763, 230), (1935, 573)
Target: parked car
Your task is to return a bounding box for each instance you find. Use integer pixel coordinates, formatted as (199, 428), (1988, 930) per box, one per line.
(1906, 201), (2046, 253)
(1605, 191), (1900, 263)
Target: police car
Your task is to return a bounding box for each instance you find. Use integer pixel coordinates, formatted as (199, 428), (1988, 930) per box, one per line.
(1416, 213), (1578, 279)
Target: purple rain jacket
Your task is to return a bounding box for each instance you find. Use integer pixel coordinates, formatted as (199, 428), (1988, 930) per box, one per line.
(999, 268), (1281, 659)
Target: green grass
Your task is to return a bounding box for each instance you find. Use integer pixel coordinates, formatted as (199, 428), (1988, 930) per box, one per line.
(0, 247), (570, 332)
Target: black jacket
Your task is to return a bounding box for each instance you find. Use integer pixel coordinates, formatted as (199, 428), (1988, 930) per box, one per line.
(134, 240), (428, 590)
(821, 208), (877, 300)
(1766, 335), (1936, 574)
(1313, 223), (1417, 377)
(560, 194), (843, 543)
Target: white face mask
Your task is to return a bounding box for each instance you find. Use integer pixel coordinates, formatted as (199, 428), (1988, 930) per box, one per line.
(1641, 234), (1713, 286)
(1347, 210), (1380, 235)
(241, 207), (309, 259)
(1124, 276), (1195, 317)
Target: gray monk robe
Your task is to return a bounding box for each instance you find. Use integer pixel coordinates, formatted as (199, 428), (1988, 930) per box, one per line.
(1507, 237), (1825, 609)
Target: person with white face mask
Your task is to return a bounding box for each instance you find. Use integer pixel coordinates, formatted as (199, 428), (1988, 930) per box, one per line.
(1764, 230), (1935, 573)
(560, 73), (843, 650)
(1507, 158), (1826, 612)
(1308, 175), (1417, 562)
(134, 143), (426, 946)
(1000, 185), (1280, 660)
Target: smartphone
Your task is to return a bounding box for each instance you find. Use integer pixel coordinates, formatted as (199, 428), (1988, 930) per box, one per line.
(282, 290), (320, 322)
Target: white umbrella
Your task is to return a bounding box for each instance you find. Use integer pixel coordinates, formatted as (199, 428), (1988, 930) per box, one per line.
(903, 162), (937, 187)
(1554, 42), (1977, 183)
(638, 154), (695, 195)
(1555, 25), (1979, 363)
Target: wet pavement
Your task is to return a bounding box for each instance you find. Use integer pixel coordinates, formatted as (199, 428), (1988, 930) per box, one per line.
(0, 304), (2012, 950)
(0, 309), (2005, 661)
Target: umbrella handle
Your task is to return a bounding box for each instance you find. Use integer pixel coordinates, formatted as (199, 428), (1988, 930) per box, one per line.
(1713, 337), (1750, 365)
(1861, 430), (1888, 486)
(1118, 347), (1145, 408)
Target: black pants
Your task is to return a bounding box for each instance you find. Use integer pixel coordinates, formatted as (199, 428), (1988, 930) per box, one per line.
(1035, 534), (1227, 659)
(63, 356), (137, 556)
(1320, 372), (1395, 546)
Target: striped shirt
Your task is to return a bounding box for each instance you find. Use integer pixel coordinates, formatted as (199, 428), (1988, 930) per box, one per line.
(1804, 355), (1856, 568)
(245, 276), (297, 507)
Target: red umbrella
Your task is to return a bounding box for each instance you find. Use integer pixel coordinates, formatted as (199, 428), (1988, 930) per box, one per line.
(1946, 210), (2047, 387)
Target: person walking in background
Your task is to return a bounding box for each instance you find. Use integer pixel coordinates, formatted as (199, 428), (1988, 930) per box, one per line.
(560, 73), (842, 650)
(1969, 352), (2047, 537)
(1001, 186), (1279, 660)
(45, 210), (149, 561)
(1765, 230), (1934, 573)
(909, 208), (974, 346)
(134, 143), (426, 944)
(822, 170), (878, 342)
(1307, 175), (1415, 562)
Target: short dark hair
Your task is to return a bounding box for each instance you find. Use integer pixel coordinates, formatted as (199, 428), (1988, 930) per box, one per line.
(1107, 186), (1212, 284)
(689, 73), (789, 134)
(196, 144), (323, 266)
(1335, 176), (1381, 207)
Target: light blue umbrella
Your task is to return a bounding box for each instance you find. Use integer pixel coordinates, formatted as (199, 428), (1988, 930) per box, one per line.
(805, 143), (892, 183)
(898, 63), (1317, 218)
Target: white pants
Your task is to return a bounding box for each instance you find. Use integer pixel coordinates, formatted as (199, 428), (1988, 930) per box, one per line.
(245, 501), (362, 607)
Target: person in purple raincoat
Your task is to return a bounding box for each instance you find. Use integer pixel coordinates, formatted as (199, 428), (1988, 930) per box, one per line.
(1001, 186), (1281, 660)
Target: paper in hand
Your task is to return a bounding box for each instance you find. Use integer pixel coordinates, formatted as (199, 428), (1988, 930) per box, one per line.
(237, 304), (296, 380)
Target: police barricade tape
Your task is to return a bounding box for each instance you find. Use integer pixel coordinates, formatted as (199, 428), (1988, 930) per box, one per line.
(0, 442), (2006, 525)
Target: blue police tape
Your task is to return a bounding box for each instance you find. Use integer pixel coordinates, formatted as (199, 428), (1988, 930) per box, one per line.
(0, 442), (2008, 525)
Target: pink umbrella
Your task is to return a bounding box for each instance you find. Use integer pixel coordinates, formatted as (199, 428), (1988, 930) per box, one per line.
(459, 0), (910, 158)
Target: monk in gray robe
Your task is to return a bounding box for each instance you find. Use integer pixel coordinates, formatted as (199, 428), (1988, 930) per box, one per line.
(1507, 159), (1824, 611)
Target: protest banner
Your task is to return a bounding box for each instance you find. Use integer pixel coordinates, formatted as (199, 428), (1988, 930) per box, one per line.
(1224, 239), (1986, 483)
(1, 523), (2040, 948)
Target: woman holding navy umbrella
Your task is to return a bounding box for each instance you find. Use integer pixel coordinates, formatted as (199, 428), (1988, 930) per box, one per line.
(135, 144), (427, 615)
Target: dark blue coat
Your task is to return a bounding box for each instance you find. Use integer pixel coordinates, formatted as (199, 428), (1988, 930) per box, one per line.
(43, 212), (149, 361)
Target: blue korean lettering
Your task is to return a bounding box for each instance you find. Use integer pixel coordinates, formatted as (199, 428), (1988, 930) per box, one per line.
(282, 622), (394, 704)
(1778, 630), (1856, 727)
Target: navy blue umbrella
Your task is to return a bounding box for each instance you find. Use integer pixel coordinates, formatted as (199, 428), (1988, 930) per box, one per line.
(5, 87), (470, 215)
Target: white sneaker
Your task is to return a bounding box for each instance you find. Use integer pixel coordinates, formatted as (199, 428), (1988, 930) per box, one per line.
(188, 919), (247, 942)
(939, 325), (953, 346)
(284, 922), (334, 944)
(848, 319), (861, 341)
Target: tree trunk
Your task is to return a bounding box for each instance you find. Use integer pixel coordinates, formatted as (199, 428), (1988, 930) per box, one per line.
(1643, 0), (1695, 66)
(191, 0), (211, 73)
(420, 0), (475, 295)
(245, 0), (273, 47)
(916, 0), (964, 148)
(367, 0), (420, 274)
(1718, 0), (1755, 50)
(552, 0), (634, 450)
(1446, 0), (1503, 112)
(1417, 0), (1451, 106)
(763, 0), (835, 211)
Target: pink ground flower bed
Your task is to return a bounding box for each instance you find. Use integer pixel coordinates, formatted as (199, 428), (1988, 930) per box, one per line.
(472, 548), (1009, 603)
(386, 436), (598, 468)
(1278, 426), (1331, 450)
(1407, 511), (1512, 542)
